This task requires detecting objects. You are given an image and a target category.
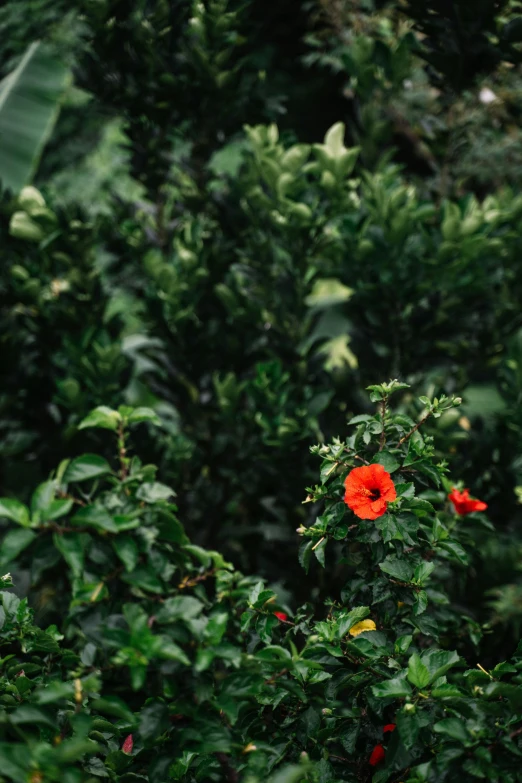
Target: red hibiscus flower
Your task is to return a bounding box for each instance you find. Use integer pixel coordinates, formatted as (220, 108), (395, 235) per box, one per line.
(344, 464), (397, 520)
(274, 611), (288, 622)
(122, 734), (133, 754)
(369, 743), (385, 766)
(448, 488), (487, 515)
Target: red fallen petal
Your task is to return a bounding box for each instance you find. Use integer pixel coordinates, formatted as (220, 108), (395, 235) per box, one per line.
(383, 723), (396, 733)
(369, 743), (385, 766)
(122, 734), (133, 754)
(274, 612), (288, 622)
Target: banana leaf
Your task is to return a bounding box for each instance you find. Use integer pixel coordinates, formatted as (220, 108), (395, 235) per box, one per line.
(0, 41), (71, 193)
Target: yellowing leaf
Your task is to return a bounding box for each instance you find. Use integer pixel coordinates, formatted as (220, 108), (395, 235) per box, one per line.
(349, 619), (376, 637)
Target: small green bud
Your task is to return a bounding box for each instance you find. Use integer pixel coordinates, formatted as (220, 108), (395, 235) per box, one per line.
(10, 265), (30, 281)
(9, 212), (45, 242)
(19, 185), (45, 211)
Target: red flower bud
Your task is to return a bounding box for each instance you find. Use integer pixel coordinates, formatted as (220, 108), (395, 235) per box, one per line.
(383, 723), (396, 733)
(122, 734), (133, 754)
(274, 611), (288, 622)
(369, 743), (385, 766)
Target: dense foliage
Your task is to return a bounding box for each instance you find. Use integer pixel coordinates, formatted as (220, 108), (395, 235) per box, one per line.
(1, 388), (522, 783)
(2, 1), (522, 780)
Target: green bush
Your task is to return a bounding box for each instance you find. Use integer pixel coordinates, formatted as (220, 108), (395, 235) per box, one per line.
(1, 388), (522, 782)
(3, 5), (522, 779)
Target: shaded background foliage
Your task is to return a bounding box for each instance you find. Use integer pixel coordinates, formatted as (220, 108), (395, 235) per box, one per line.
(2, 0), (522, 652)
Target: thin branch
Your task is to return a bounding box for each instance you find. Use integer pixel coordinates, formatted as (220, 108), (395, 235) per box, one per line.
(379, 396), (387, 452)
(264, 667), (289, 685)
(397, 412), (431, 446)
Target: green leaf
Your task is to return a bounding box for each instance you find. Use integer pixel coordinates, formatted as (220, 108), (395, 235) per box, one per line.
(421, 649), (460, 684)
(299, 540), (313, 574)
(348, 414), (373, 426)
(127, 407), (162, 426)
(338, 606), (370, 636)
(396, 709), (420, 751)
(121, 566), (163, 593)
(371, 675), (412, 699)
(0, 529), (36, 564)
(314, 537), (327, 567)
(63, 454), (113, 483)
(373, 451), (400, 473)
(90, 696), (136, 724)
(112, 536), (139, 573)
(407, 653), (431, 688)
(432, 683), (465, 698)
(379, 557), (413, 582)
(204, 612), (228, 645)
(413, 590), (428, 615)
(256, 613), (279, 644)
(53, 532), (88, 577)
(156, 510), (187, 544)
(376, 513), (401, 543)
(33, 681), (75, 704)
(0, 499), (30, 527)
(413, 562), (435, 585)
(30, 480), (55, 514)
(45, 498), (73, 520)
(340, 724), (359, 754)
(0, 743), (30, 781)
(439, 540), (469, 564)
(269, 764), (311, 783)
(139, 699), (169, 743)
(433, 717), (470, 743)
(0, 42), (71, 193)
(305, 278), (353, 308)
(136, 482), (176, 503)
(78, 406), (121, 432)
(156, 596), (204, 624)
(71, 505), (118, 533)
(395, 482), (415, 499)
(10, 704), (56, 729)
(395, 634), (413, 654)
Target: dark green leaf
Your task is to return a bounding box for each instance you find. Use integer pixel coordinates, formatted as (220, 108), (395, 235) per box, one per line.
(0, 499), (30, 526)
(372, 675), (412, 698)
(63, 454), (113, 483)
(53, 532), (88, 577)
(112, 536), (139, 573)
(0, 528), (36, 564)
(379, 557), (413, 582)
(373, 451), (400, 473)
(433, 718), (470, 743)
(139, 699), (169, 743)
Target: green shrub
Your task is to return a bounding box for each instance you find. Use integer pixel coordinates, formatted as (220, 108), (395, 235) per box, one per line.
(1, 388), (522, 782)
(3, 0), (522, 688)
